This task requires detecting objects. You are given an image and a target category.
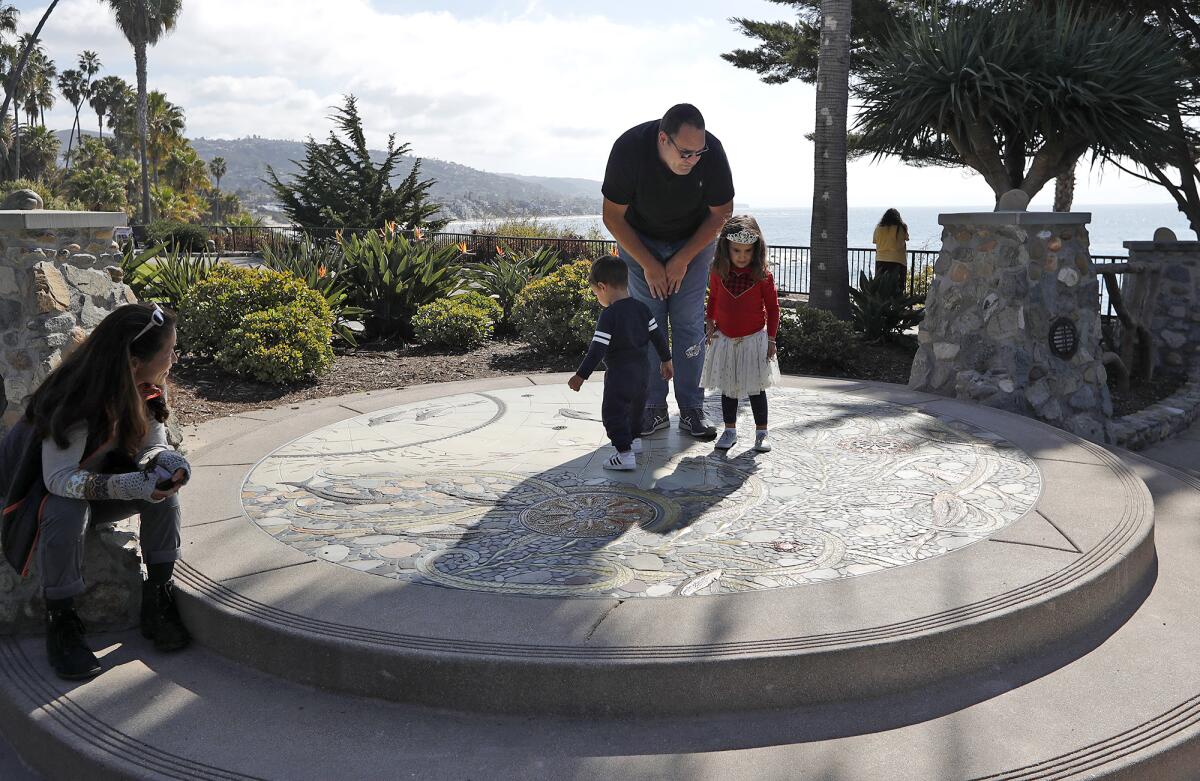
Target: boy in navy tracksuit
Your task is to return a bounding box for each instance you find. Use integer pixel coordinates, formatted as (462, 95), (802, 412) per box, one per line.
(569, 257), (673, 470)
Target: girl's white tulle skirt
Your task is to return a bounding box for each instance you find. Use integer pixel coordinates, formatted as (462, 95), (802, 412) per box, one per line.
(700, 329), (780, 398)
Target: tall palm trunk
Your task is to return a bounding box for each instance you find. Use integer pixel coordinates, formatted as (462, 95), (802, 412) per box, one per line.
(809, 0), (852, 318)
(12, 101), (18, 179)
(135, 39), (150, 224)
(65, 111), (79, 169)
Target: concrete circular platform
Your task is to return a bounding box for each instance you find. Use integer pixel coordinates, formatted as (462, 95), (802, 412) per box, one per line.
(176, 375), (1156, 716)
(240, 384), (1042, 597)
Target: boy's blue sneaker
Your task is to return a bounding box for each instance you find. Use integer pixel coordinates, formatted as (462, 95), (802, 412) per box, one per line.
(678, 408), (718, 441)
(640, 409), (670, 436)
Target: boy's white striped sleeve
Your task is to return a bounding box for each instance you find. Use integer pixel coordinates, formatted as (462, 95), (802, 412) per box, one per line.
(593, 329), (611, 344)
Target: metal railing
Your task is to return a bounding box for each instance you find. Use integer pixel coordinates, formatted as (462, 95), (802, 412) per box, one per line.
(185, 224), (1130, 300)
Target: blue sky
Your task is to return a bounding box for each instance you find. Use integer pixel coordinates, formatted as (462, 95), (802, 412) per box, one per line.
(6, 0), (1184, 215)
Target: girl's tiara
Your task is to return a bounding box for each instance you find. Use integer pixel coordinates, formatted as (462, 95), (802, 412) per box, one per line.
(723, 228), (760, 245)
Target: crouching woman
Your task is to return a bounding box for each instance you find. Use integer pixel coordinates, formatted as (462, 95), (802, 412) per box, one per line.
(23, 302), (192, 679)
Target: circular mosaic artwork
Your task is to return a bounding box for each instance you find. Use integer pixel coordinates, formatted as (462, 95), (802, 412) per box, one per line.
(240, 386), (1042, 598)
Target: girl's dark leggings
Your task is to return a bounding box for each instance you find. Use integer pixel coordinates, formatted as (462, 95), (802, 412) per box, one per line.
(722, 392), (768, 427)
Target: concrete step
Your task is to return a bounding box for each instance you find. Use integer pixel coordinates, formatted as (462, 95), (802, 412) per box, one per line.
(0, 451), (1195, 780)
(170, 379), (1157, 716)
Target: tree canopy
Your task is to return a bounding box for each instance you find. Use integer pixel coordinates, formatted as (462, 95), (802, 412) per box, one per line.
(851, 2), (1191, 201)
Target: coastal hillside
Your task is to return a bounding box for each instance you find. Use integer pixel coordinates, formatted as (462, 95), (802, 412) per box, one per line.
(189, 137), (601, 222)
(54, 130), (602, 223)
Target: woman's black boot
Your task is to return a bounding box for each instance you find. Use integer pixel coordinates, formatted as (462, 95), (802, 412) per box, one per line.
(45, 606), (102, 680)
(140, 579), (191, 652)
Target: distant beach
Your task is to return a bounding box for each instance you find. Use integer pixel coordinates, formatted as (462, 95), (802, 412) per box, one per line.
(447, 203), (1193, 257)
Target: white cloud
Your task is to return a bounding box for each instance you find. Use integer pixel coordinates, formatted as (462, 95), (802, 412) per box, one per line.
(13, 0), (1184, 210)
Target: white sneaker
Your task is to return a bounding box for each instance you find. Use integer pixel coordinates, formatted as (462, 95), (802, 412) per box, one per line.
(715, 429), (738, 450)
(631, 438), (643, 454)
(754, 431), (772, 452)
(604, 451), (636, 471)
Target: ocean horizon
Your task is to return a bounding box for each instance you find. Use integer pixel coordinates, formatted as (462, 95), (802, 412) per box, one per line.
(447, 203), (1194, 258)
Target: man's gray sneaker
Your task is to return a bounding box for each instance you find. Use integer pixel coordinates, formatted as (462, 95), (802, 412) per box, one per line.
(641, 409), (670, 436)
(678, 408), (718, 440)
(715, 428), (738, 450)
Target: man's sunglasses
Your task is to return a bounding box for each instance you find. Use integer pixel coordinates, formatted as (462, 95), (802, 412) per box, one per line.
(666, 134), (708, 160)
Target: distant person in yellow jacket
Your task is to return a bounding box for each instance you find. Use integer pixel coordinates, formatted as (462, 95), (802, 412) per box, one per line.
(872, 208), (908, 285)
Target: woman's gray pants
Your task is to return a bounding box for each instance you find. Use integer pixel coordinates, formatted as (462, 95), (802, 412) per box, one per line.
(37, 494), (181, 600)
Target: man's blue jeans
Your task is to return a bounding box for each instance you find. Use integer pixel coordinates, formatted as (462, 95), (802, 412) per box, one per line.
(618, 232), (715, 413)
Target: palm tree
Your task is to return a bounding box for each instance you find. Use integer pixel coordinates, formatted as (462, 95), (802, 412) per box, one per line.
(208, 155), (225, 220)
(103, 0), (182, 224)
(145, 90), (184, 184)
(808, 0), (852, 319)
(72, 50), (100, 159)
(57, 67), (83, 167)
(16, 123), (59, 180)
(18, 39), (54, 128)
(88, 74), (127, 140)
(0, 1), (56, 139)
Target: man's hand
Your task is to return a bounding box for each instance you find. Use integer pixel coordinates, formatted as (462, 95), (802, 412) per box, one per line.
(661, 360), (674, 381)
(568, 374), (585, 391)
(642, 261), (670, 299)
(663, 254), (689, 295)
(767, 339), (778, 361)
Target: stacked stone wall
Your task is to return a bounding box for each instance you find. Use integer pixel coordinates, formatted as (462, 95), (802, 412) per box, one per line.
(1122, 241), (1200, 372)
(910, 213), (1112, 443)
(1, 226), (132, 439)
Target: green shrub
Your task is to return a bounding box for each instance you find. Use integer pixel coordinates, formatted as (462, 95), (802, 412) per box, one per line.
(462, 247), (560, 334)
(216, 301), (334, 384)
(512, 259), (600, 356)
(776, 305), (857, 373)
(910, 264), (935, 297)
(849, 271), (925, 343)
(339, 227), (464, 339)
(180, 264), (333, 368)
(261, 237), (367, 346)
(146, 220), (210, 252)
(412, 297), (495, 351)
(450, 290), (503, 324)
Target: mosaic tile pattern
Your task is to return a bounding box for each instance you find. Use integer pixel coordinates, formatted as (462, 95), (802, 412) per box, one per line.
(240, 386), (1042, 598)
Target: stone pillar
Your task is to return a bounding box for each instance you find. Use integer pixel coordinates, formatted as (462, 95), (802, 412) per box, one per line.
(909, 193), (1112, 443)
(1123, 230), (1200, 372)
(0, 210), (143, 633)
(0, 210), (132, 441)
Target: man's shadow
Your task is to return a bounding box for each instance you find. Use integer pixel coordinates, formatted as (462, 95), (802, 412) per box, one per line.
(407, 443), (760, 598)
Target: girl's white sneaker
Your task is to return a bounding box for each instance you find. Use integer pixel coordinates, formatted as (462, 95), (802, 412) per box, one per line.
(604, 451), (636, 471)
(715, 429), (738, 450)
(754, 431), (772, 452)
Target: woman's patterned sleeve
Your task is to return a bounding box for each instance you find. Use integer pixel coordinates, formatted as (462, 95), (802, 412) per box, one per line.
(42, 426), (159, 502)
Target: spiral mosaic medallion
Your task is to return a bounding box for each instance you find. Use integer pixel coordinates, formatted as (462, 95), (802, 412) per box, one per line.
(240, 385), (1042, 598)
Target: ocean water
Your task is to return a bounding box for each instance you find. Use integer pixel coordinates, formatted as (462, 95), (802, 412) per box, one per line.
(447, 203), (1194, 257)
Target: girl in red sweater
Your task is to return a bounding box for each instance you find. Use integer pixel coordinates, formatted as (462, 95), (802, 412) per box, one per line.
(701, 215), (781, 452)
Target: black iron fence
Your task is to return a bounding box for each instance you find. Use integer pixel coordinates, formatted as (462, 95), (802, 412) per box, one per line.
(185, 224), (1129, 301)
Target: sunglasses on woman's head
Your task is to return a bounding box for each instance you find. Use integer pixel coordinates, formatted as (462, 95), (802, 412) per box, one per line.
(132, 303), (165, 343)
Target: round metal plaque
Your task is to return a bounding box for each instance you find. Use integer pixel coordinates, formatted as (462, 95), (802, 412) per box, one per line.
(1049, 317), (1079, 360)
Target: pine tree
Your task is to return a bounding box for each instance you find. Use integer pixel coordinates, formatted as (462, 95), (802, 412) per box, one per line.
(264, 95), (446, 231)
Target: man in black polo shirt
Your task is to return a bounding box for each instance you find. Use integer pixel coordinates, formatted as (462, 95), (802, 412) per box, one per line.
(602, 103), (734, 440)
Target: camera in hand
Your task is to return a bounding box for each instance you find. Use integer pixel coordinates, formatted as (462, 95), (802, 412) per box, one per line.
(153, 464), (178, 490)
